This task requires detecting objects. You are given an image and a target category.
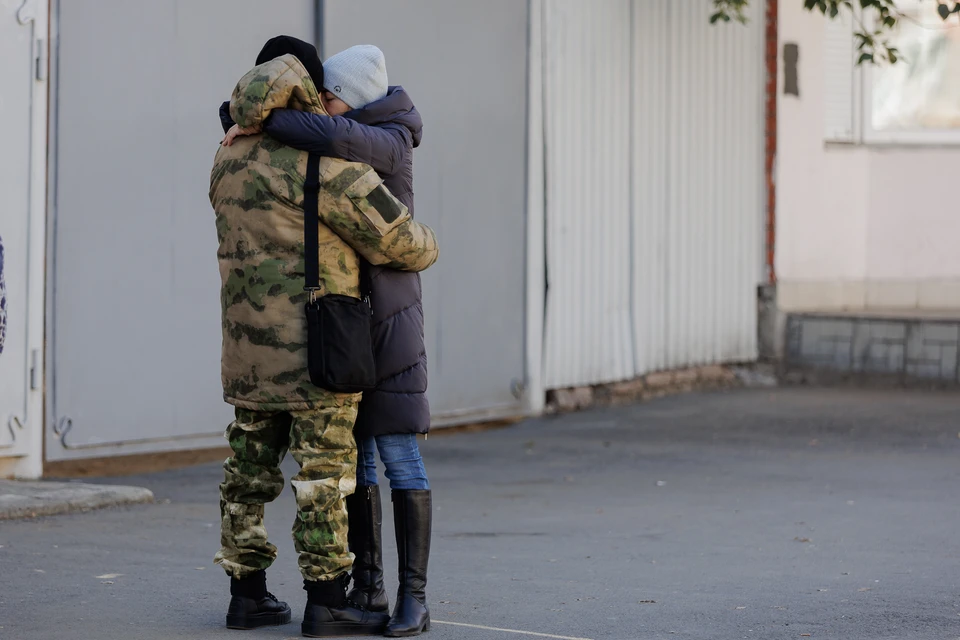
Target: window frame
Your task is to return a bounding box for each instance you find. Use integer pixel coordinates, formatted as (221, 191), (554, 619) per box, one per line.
(860, 1), (960, 146)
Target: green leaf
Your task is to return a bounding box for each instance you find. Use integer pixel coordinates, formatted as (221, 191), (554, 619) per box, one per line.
(858, 52), (875, 64)
(938, 3), (951, 19)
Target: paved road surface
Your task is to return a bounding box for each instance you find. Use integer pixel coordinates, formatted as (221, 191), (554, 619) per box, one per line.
(3, 388), (959, 639)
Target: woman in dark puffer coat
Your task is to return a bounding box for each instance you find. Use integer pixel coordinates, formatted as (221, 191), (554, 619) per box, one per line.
(222, 44), (431, 638)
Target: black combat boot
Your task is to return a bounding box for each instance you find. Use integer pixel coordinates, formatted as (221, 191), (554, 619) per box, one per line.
(385, 490), (432, 637)
(302, 573), (390, 637)
(346, 485), (390, 613)
(225, 570), (292, 629)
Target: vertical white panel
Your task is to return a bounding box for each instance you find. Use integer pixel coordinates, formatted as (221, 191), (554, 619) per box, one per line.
(0, 2), (35, 458)
(631, 0), (670, 374)
(824, 11), (857, 142)
(526, 0), (547, 415)
(0, 0), (47, 476)
(543, 0), (635, 389)
(664, 0), (763, 369)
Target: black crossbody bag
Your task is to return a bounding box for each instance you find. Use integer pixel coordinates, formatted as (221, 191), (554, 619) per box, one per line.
(303, 153), (377, 393)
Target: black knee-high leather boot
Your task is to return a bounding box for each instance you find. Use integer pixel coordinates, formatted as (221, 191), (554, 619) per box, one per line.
(385, 489), (431, 637)
(346, 485), (390, 612)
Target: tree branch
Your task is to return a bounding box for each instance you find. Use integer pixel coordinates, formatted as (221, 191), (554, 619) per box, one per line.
(710, 0), (960, 64)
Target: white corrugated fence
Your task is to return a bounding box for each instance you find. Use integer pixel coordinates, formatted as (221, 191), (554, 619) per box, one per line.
(542, 0), (765, 389)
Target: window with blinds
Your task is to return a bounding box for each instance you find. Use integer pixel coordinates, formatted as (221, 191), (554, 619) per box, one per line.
(823, 10), (858, 142)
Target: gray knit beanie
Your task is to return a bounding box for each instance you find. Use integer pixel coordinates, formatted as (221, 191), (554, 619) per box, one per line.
(322, 45), (388, 109)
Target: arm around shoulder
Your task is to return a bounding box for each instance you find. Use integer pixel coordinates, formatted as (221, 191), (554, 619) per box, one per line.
(267, 110), (408, 175)
(219, 101), (235, 134)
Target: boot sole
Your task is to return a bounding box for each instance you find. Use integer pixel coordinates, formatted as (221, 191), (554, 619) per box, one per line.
(301, 621), (389, 637)
(383, 616), (431, 637)
(226, 608), (292, 630)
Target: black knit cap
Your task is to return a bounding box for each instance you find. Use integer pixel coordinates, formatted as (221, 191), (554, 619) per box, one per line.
(256, 35), (324, 89)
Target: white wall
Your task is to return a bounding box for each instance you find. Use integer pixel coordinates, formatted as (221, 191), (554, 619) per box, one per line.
(777, 2), (960, 311)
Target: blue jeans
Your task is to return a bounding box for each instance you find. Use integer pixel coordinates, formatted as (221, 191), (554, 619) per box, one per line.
(355, 434), (430, 490)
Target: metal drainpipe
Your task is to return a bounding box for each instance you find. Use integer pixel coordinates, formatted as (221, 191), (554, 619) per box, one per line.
(315, 0), (325, 59)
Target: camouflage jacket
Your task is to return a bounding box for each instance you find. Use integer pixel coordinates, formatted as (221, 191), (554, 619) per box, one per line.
(209, 55), (439, 411)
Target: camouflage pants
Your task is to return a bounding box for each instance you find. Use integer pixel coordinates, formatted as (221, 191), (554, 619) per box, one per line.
(214, 398), (359, 582)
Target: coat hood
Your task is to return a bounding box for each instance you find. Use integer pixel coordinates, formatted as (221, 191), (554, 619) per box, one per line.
(229, 54), (326, 130)
(346, 86), (423, 148)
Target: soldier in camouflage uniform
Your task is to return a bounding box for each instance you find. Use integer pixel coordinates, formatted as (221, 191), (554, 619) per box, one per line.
(209, 41), (438, 637)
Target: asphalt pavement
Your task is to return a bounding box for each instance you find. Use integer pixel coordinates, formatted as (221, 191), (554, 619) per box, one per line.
(2, 387), (959, 640)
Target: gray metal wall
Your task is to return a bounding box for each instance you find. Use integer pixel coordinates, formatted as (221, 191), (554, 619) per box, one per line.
(323, 1), (530, 424)
(0, 2), (40, 460)
(48, 1), (315, 461)
(541, 0), (765, 388)
(49, 0), (530, 462)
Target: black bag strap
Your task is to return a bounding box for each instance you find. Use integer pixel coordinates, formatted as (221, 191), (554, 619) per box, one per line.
(304, 153), (322, 295)
(359, 259), (372, 301)
(304, 152), (373, 303)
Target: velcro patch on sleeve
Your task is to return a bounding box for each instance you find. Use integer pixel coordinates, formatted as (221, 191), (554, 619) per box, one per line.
(365, 185), (404, 224)
(344, 170), (410, 237)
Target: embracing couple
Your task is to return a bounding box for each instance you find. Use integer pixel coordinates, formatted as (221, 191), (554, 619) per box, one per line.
(209, 36), (437, 637)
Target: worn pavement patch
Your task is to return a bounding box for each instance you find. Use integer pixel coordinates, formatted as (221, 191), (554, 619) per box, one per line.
(0, 480), (154, 520)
